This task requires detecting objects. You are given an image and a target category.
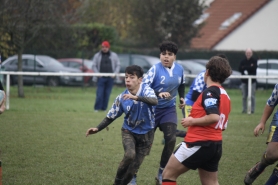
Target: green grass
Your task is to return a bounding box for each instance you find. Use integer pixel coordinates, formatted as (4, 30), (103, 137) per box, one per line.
(0, 86), (275, 185)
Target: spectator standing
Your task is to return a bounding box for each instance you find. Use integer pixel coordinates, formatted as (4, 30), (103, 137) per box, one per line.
(92, 41), (120, 112)
(161, 56), (232, 185)
(238, 48), (257, 114)
(244, 83), (278, 185)
(86, 65), (157, 185)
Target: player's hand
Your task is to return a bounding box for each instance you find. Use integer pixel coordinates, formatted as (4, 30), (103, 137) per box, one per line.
(159, 92), (171, 99)
(181, 117), (194, 128)
(86, 128), (99, 137)
(254, 123), (265, 137)
(122, 94), (136, 100)
(179, 98), (185, 109)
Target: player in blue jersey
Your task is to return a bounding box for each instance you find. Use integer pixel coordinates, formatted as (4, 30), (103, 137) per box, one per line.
(244, 83), (278, 185)
(132, 41), (185, 185)
(86, 65), (158, 185)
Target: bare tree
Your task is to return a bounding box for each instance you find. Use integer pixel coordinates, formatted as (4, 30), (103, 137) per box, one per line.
(0, 0), (76, 97)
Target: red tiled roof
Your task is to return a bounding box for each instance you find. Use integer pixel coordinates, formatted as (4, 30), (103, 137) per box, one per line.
(190, 0), (269, 49)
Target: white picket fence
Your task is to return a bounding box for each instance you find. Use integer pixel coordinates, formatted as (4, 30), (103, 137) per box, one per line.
(0, 71), (277, 114)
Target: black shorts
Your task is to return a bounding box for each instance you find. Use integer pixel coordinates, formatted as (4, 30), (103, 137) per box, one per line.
(174, 142), (222, 172)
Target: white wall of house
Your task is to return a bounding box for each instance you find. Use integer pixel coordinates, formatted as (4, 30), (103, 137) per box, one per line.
(213, 0), (278, 51)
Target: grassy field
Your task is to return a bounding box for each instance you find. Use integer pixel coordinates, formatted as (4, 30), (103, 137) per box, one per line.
(0, 85), (276, 185)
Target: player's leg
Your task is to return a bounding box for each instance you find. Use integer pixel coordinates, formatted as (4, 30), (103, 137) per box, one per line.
(244, 126), (278, 185)
(102, 77), (114, 111)
(94, 77), (105, 111)
(162, 143), (191, 184)
(198, 142), (222, 185)
(114, 129), (136, 185)
(157, 122), (177, 184)
(265, 163), (278, 185)
(198, 169), (219, 185)
(251, 82), (256, 113)
(241, 83), (248, 113)
(125, 130), (154, 185)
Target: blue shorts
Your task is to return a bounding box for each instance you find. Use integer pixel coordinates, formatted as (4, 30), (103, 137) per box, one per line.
(155, 106), (177, 126)
(266, 126), (278, 143)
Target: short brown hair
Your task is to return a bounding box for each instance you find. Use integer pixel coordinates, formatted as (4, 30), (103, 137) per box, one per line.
(206, 56), (232, 84)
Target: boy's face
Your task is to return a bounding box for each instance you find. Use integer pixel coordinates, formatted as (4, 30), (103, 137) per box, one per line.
(125, 73), (142, 92)
(160, 50), (176, 68)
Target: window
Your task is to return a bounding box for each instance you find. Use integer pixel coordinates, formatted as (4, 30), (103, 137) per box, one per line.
(25, 59), (36, 67)
(133, 57), (150, 73)
(258, 63), (271, 69)
(68, 62), (81, 69)
(272, 63), (278, 70)
(219, 12), (242, 30)
(118, 55), (130, 73)
(10, 59), (18, 65)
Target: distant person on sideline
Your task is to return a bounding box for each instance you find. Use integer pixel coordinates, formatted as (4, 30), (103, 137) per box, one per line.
(238, 48), (257, 114)
(86, 65), (157, 185)
(244, 83), (278, 185)
(91, 41), (120, 112)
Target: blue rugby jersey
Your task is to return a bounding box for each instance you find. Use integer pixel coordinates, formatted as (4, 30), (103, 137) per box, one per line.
(106, 83), (156, 134)
(185, 70), (207, 106)
(142, 62), (185, 108)
(267, 84), (278, 126)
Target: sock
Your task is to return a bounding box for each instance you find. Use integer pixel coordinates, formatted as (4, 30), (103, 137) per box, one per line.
(265, 165), (278, 185)
(162, 179), (176, 185)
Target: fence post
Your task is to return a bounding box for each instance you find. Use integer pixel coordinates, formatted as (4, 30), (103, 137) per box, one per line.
(247, 77), (252, 114)
(5, 74), (10, 110)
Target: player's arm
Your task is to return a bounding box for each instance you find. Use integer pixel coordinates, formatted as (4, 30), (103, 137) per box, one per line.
(137, 96), (158, 105)
(254, 84), (278, 136)
(254, 104), (274, 137)
(181, 114), (219, 128)
(122, 87), (158, 105)
(178, 83), (185, 108)
(86, 94), (122, 137)
(86, 117), (115, 136)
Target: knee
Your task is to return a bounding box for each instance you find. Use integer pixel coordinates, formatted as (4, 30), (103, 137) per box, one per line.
(164, 134), (176, 147)
(262, 152), (278, 165)
(124, 150), (136, 162)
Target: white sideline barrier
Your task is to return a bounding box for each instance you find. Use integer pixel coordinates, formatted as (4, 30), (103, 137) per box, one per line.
(0, 71), (277, 114)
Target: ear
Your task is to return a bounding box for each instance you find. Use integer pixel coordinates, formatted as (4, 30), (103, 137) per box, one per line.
(205, 69), (209, 76)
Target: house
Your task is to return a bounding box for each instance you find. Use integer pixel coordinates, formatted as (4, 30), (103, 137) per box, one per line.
(191, 0), (278, 51)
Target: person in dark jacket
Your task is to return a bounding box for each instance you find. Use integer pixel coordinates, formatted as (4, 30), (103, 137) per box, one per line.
(238, 48), (257, 114)
(91, 41), (120, 112)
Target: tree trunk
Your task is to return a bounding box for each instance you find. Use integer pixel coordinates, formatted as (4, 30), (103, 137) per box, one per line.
(17, 49), (24, 98)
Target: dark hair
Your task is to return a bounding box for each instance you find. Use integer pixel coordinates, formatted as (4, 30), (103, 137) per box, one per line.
(159, 41), (178, 55)
(125, 65), (144, 78)
(216, 53), (228, 60)
(206, 56), (232, 84)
